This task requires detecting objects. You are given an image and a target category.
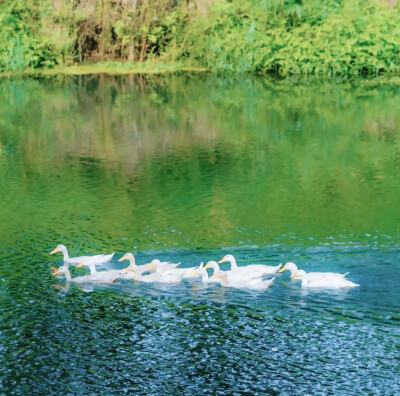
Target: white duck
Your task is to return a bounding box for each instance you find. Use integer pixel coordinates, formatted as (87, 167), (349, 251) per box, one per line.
(124, 264), (183, 284)
(50, 244), (114, 266)
(217, 272), (275, 291)
(218, 254), (282, 276)
(153, 263), (200, 279)
(290, 269), (359, 289)
(204, 261), (264, 282)
(52, 264), (119, 284)
(279, 262), (350, 280)
(143, 258), (181, 273)
(186, 262), (221, 283)
(118, 253), (154, 273)
(76, 259), (138, 281)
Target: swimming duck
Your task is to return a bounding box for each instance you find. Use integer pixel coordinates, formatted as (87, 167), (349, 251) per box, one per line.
(143, 258), (181, 273)
(218, 254), (282, 276)
(52, 264), (119, 284)
(204, 261), (264, 282)
(77, 259), (139, 281)
(290, 269), (359, 289)
(118, 253), (153, 273)
(187, 262), (221, 283)
(279, 262), (350, 280)
(217, 272), (275, 291)
(151, 263), (200, 279)
(124, 263), (184, 284)
(50, 244), (114, 266)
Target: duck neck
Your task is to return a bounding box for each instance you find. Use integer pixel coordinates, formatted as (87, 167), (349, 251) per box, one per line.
(64, 267), (72, 281)
(208, 262), (220, 271)
(201, 270), (209, 282)
(61, 248), (70, 261)
(287, 262), (298, 275)
(229, 257), (237, 269)
(128, 258), (138, 271)
(87, 262), (97, 275)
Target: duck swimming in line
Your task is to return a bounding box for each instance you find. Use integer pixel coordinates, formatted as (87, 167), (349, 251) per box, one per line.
(218, 254), (282, 276)
(123, 263), (184, 284)
(204, 261), (267, 282)
(118, 253), (156, 273)
(50, 244), (114, 266)
(187, 262), (221, 283)
(77, 259), (141, 281)
(279, 262), (350, 280)
(290, 269), (359, 289)
(143, 258), (181, 272)
(215, 272), (275, 291)
(52, 264), (120, 284)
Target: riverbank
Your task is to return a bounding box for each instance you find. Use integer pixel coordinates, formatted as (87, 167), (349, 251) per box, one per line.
(0, 61), (208, 78)
(3, 62), (400, 90)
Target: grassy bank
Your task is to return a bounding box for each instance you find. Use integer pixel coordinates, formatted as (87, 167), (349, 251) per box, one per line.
(0, 62), (207, 78)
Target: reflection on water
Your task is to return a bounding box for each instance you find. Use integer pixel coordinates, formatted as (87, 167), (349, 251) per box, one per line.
(0, 75), (399, 394)
(1, 76), (400, 251)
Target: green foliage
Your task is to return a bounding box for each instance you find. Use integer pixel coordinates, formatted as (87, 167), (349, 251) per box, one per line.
(0, 1), (68, 71)
(51, 0), (190, 63)
(0, 0), (400, 76)
(177, 0), (400, 76)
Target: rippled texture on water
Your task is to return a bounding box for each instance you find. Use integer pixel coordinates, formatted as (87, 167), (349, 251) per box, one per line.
(0, 75), (399, 395)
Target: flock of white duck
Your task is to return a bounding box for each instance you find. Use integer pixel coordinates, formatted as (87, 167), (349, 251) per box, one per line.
(50, 244), (360, 291)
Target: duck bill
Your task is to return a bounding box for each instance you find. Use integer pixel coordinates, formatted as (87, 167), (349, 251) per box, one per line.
(51, 269), (60, 276)
(76, 263), (85, 269)
(278, 266), (287, 273)
(290, 274), (300, 279)
(50, 248), (58, 255)
(217, 259), (226, 264)
(118, 255), (127, 262)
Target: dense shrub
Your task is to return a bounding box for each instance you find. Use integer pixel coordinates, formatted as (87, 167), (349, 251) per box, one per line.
(0, 0), (399, 76)
(0, 1), (66, 70)
(178, 0), (400, 76)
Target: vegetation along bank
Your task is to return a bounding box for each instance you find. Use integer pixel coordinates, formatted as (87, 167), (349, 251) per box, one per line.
(0, 0), (399, 76)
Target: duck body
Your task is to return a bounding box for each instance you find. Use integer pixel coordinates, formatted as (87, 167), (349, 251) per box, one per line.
(77, 260), (135, 281)
(124, 263), (183, 284)
(187, 262), (221, 283)
(218, 272), (275, 291)
(50, 244), (114, 266)
(52, 264), (119, 284)
(205, 261), (263, 282)
(137, 271), (183, 284)
(118, 253), (150, 273)
(280, 262), (350, 280)
(143, 259), (181, 273)
(218, 254), (282, 276)
(291, 270), (359, 289)
(157, 266), (200, 279)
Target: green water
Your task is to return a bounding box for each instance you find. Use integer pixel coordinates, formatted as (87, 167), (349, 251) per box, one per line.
(1, 76), (400, 251)
(0, 75), (399, 394)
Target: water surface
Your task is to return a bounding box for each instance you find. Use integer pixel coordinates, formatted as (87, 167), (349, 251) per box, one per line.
(0, 75), (399, 395)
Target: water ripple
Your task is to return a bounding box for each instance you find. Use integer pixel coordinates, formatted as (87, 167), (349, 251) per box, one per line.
(0, 245), (399, 395)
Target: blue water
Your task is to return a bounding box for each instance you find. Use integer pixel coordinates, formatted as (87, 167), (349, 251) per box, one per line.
(0, 244), (398, 395)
